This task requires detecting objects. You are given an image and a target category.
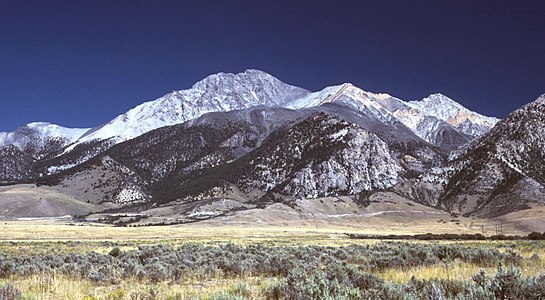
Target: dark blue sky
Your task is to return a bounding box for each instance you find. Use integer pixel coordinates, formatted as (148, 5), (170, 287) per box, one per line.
(1, 0), (544, 131)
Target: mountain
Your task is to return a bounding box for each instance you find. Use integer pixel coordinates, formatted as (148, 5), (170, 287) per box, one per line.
(383, 93), (499, 150)
(0, 122), (89, 159)
(24, 71), (497, 179)
(35, 106), (309, 205)
(4, 70), (475, 182)
(286, 84), (494, 151)
(70, 69), (309, 150)
(0, 69), (514, 223)
(37, 105), (447, 213)
(407, 93), (499, 137)
(68, 72), (496, 155)
(159, 113), (402, 202)
(396, 94), (545, 217)
(0, 70), (310, 182)
(152, 109), (443, 203)
(0, 70), (495, 189)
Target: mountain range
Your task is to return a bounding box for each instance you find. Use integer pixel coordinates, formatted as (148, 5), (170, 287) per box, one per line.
(1, 69), (543, 228)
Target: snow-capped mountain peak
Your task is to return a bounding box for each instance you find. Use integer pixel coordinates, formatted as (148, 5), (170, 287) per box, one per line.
(0, 122), (89, 146)
(73, 69), (310, 147)
(33, 70), (500, 158)
(0, 122), (90, 159)
(285, 83), (398, 126)
(407, 93), (500, 136)
(286, 83), (393, 109)
(24, 122), (90, 139)
(284, 83), (499, 149)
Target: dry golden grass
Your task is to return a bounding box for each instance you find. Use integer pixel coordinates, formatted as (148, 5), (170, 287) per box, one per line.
(0, 274), (272, 300)
(378, 261), (499, 283)
(0, 219), (504, 243)
(378, 257), (545, 283)
(378, 241), (545, 283)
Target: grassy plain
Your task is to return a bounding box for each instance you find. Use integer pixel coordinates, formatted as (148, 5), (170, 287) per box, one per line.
(0, 221), (544, 299)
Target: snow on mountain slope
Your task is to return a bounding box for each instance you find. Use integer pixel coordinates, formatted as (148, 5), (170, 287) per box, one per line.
(407, 93), (500, 137)
(1, 70), (500, 183)
(73, 69), (309, 147)
(68, 71), (495, 153)
(389, 104), (473, 151)
(299, 87), (498, 148)
(286, 83), (395, 124)
(285, 83), (474, 150)
(0, 122), (89, 158)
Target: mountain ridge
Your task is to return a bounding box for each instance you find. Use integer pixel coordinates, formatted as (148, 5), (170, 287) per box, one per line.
(69, 69), (310, 149)
(2, 70), (497, 156)
(395, 94), (545, 217)
(2, 70), (535, 224)
(0, 122), (90, 160)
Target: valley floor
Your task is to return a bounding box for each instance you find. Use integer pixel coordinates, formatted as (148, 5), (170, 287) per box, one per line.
(2, 184), (545, 236)
(1, 203), (544, 241)
(1, 186), (545, 298)
(0, 224), (544, 299)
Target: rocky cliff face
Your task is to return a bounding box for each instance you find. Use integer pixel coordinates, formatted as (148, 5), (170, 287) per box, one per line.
(151, 112), (441, 204)
(276, 115), (401, 198)
(224, 113), (402, 198)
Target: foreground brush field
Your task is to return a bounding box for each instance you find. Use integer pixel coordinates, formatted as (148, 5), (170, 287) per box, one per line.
(0, 222), (544, 299)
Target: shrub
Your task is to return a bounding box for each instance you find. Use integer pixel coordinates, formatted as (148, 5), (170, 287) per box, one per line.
(88, 270), (106, 283)
(144, 263), (168, 283)
(229, 282), (252, 298)
(0, 283), (22, 300)
(527, 232), (545, 240)
(109, 247), (122, 257)
(209, 291), (246, 300)
(491, 265), (523, 300)
(0, 240), (537, 299)
(523, 273), (545, 299)
(108, 288), (126, 300)
(264, 278), (287, 300)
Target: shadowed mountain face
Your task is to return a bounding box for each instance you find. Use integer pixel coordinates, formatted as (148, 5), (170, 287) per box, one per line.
(35, 108), (441, 205)
(153, 113), (405, 203)
(0, 145), (35, 182)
